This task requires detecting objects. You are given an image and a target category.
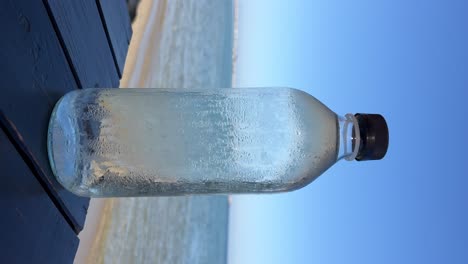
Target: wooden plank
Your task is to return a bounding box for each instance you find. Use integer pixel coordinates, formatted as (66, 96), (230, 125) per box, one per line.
(0, 0), (89, 233)
(0, 128), (79, 264)
(97, 0), (133, 77)
(0, 113), (90, 233)
(45, 0), (120, 88)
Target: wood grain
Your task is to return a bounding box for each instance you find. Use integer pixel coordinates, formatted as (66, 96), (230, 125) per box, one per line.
(0, 127), (79, 264)
(0, 0), (89, 233)
(45, 0), (120, 88)
(97, 0), (133, 77)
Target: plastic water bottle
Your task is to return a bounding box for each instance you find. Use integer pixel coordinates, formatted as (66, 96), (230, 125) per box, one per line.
(48, 88), (389, 197)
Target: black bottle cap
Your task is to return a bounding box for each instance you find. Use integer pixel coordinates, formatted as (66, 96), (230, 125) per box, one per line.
(354, 113), (389, 161)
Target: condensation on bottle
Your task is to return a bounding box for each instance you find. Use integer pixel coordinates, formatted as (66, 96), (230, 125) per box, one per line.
(48, 88), (388, 197)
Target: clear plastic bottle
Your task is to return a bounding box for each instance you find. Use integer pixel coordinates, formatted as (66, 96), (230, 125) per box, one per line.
(48, 88), (389, 197)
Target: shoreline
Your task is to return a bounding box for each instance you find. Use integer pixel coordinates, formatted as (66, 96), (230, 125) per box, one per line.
(74, 198), (107, 263)
(74, 0), (157, 262)
(74, 0), (237, 262)
(120, 0), (165, 88)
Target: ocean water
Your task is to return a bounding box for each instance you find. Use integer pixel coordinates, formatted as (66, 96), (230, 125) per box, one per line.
(123, 0), (233, 89)
(96, 196), (229, 264)
(87, 0), (234, 263)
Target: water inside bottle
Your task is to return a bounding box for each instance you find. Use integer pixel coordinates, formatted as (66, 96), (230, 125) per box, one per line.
(48, 88), (338, 196)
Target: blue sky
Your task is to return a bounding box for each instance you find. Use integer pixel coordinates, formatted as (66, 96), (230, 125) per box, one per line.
(228, 0), (468, 263)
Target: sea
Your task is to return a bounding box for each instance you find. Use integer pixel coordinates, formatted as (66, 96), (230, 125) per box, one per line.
(85, 0), (236, 263)
(93, 196), (229, 263)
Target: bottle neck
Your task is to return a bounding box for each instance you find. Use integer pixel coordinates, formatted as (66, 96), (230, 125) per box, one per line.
(337, 114), (360, 161)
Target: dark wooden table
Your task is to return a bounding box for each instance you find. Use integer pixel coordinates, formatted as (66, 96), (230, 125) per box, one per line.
(0, 0), (131, 262)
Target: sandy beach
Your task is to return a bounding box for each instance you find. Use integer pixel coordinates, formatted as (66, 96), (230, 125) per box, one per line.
(74, 0), (234, 262)
(74, 0), (157, 262)
(74, 198), (108, 263)
(120, 0), (166, 88)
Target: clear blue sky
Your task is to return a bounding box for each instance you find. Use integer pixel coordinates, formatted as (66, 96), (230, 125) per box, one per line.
(228, 0), (468, 263)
